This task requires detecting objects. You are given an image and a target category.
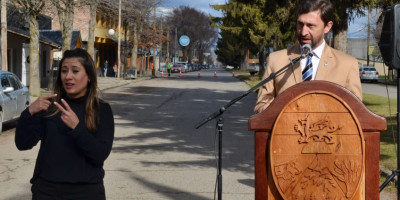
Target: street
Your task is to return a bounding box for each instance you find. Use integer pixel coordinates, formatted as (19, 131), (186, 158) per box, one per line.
(0, 69), (398, 200)
(362, 82), (397, 99)
(0, 69), (257, 200)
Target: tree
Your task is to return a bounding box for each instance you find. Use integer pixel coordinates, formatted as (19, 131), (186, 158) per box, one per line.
(98, 0), (157, 76)
(166, 6), (218, 64)
(1, 0), (7, 71)
(49, 0), (75, 53)
(85, 0), (101, 60)
(214, 29), (245, 68)
(212, 0), (273, 73)
(10, 0), (45, 97)
(214, 0), (384, 70)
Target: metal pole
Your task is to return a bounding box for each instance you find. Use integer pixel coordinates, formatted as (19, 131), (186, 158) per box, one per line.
(152, 0), (156, 77)
(159, 17), (163, 71)
(175, 27), (177, 63)
(217, 118), (223, 200)
(167, 29), (169, 62)
(367, 6), (371, 66)
(117, 0), (121, 79)
(397, 75), (400, 199)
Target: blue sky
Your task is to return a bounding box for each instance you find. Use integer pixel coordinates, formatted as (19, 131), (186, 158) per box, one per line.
(159, 0), (225, 17)
(159, 0), (376, 39)
(348, 9), (380, 39)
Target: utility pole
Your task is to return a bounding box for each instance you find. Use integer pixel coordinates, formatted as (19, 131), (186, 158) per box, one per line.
(367, 6), (371, 66)
(152, 0), (156, 77)
(117, 0), (121, 79)
(167, 28), (169, 62)
(175, 27), (177, 63)
(1, 0), (7, 71)
(159, 16), (163, 70)
(124, 22), (127, 78)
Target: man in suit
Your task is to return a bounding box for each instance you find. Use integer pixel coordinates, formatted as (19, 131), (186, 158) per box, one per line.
(254, 0), (362, 113)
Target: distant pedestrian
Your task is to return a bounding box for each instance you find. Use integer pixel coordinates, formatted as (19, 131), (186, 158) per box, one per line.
(15, 48), (115, 200)
(150, 61), (156, 77)
(166, 60), (172, 77)
(104, 60), (109, 77)
(113, 62), (118, 77)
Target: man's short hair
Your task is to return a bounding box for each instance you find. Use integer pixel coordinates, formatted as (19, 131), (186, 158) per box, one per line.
(297, 0), (333, 25)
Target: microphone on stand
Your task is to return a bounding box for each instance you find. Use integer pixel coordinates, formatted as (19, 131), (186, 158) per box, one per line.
(301, 44), (313, 57)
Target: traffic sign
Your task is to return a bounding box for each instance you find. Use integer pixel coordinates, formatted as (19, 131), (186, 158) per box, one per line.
(179, 35), (190, 46)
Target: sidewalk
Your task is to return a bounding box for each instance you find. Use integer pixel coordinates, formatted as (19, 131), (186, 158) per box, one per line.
(97, 76), (136, 91)
(33, 76), (151, 103)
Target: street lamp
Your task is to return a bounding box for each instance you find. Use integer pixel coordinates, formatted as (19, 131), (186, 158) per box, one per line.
(108, 0), (122, 79)
(117, 0), (121, 79)
(108, 29), (115, 36)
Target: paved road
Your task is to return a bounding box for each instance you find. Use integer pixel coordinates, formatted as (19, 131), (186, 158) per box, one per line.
(0, 68), (257, 200)
(362, 82), (397, 99)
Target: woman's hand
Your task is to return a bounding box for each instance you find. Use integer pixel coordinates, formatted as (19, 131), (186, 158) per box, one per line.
(53, 99), (79, 130)
(28, 94), (57, 115)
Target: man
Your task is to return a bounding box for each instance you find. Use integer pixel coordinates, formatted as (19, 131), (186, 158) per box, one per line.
(103, 60), (109, 77)
(166, 60), (172, 77)
(254, 0), (362, 113)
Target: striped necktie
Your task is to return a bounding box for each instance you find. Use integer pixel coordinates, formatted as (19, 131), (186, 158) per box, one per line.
(302, 54), (313, 81)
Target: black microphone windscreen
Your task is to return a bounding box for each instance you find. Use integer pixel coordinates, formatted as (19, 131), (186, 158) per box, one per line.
(301, 44), (312, 56)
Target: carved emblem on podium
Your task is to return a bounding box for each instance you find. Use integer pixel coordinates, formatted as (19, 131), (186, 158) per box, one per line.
(270, 109), (364, 199)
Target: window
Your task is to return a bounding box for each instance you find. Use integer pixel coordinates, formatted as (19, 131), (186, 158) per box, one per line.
(0, 75), (10, 89)
(8, 75), (21, 90)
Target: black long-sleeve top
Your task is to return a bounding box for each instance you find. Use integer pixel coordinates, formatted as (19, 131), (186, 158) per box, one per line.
(15, 95), (114, 184)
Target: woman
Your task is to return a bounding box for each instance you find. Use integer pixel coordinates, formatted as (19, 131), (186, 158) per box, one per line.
(15, 48), (114, 200)
(113, 62), (118, 77)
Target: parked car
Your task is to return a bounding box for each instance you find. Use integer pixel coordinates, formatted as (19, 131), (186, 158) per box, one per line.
(0, 71), (30, 132)
(177, 62), (188, 72)
(359, 66), (379, 82)
(171, 64), (184, 73)
(247, 63), (260, 75)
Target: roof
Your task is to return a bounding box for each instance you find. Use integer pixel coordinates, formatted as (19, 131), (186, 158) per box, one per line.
(7, 26), (60, 48)
(39, 30), (82, 49)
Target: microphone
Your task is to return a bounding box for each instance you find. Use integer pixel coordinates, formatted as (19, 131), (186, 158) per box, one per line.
(301, 44), (312, 57)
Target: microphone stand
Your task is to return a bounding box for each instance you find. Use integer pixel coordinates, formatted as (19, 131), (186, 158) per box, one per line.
(380, 70), (400, 199)
(195, 54), (306, 200)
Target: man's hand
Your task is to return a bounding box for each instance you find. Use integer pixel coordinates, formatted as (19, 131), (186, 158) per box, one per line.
(28, 94), (57, 115)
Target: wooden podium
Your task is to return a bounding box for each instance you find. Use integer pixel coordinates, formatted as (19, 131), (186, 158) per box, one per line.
(249, 81), (387, 200)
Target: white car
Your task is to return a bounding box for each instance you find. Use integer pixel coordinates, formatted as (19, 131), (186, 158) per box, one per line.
(359, 66), (379, 82)
(247, 63), (260, 75)
(0, 71), (30, 133)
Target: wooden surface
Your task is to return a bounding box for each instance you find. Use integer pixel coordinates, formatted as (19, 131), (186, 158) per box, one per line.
(249, 81), (386, 200)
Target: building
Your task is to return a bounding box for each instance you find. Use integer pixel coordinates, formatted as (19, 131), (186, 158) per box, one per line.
(3, 6), (60, 89)
(41, 3), (128, 76)
(347, 38), (392, 78)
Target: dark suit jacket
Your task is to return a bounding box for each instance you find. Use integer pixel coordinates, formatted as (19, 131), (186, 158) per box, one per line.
(254, 43), (362, 113)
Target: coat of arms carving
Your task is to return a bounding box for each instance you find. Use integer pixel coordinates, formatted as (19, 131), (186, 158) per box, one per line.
(270, 107), (364, 199)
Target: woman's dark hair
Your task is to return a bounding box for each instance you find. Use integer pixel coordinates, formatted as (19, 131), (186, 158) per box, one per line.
(50, 48), (100, 133)
(297, 0), (333, 26)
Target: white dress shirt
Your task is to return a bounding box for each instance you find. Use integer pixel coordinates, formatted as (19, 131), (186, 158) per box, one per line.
(300, 41), (325, 80)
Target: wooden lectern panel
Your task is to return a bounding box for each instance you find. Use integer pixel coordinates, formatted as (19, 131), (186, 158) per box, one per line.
(249, 81), (386, 200)
(270, 92), (364, 199)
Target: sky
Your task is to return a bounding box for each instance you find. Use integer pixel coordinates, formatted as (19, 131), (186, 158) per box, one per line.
(348, 9), (380, 39)
(159, 0), (225, 17)
(159, 0), (375, 39)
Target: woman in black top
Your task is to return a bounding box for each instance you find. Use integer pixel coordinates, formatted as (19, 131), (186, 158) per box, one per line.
(15, 48), (114, 200)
